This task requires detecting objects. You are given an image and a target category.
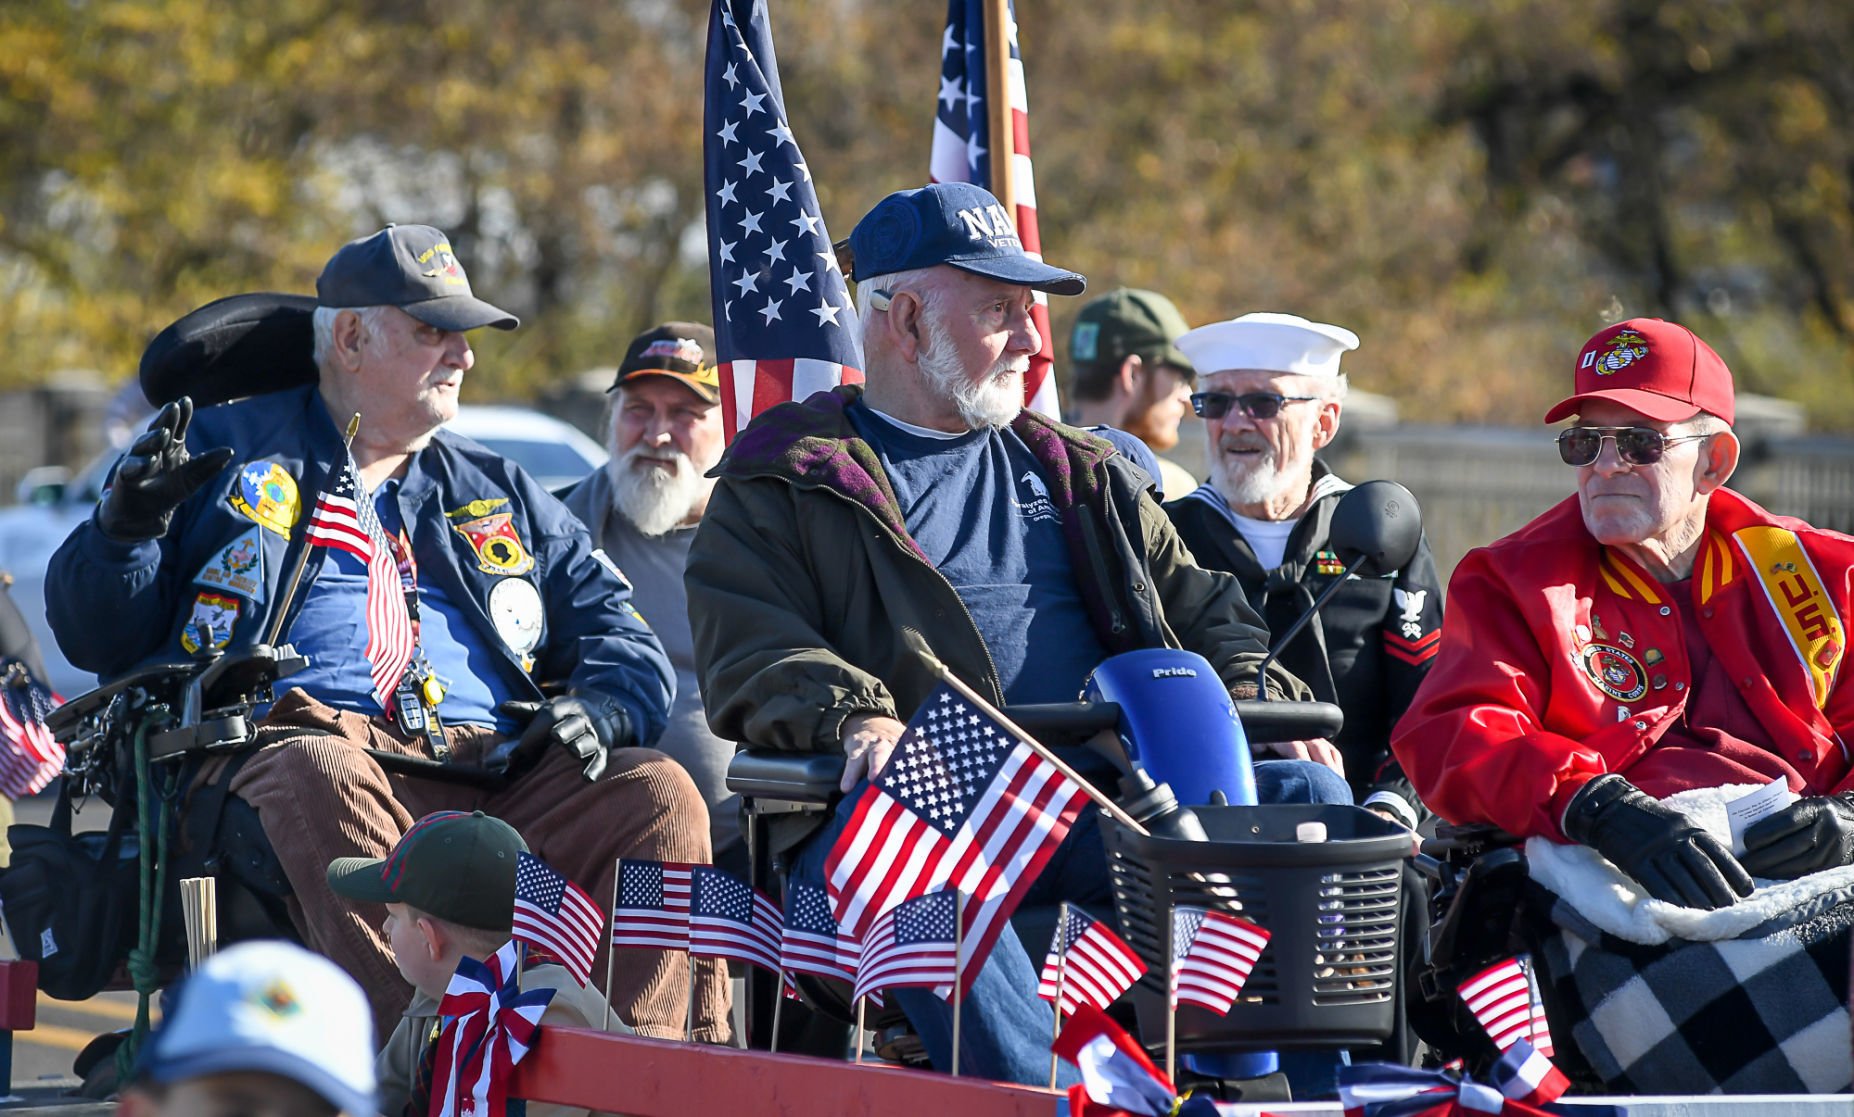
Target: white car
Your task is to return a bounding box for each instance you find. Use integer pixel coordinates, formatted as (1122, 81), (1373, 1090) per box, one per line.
(0, 405), (607, 696)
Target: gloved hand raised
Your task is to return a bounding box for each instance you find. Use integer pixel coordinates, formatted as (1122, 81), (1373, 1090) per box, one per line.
(495, 696), (632, 782)
(1562, 774), (1753, 910)
(98, 398), (235, 543)
(1740, 793), (1854, 880)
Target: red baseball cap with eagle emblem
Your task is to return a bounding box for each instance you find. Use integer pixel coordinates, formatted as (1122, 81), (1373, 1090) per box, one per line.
(1544, 317), (1735, 426)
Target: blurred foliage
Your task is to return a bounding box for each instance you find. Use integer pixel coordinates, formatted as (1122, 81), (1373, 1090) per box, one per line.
(2, 0), (1850, 426)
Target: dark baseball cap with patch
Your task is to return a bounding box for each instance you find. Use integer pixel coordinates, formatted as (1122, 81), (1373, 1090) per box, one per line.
(326, 810), (526, 930)
(1070, 288), (1194, 377)
(610, 321), (720, 404)
(316, 224), (520, 332)
(847, 182), (1086, 295)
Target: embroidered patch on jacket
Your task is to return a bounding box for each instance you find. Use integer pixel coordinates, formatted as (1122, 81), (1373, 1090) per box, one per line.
(451, 513), (535, 576)
(227, 461), (299, 539)
(1580, 642), (1647, 703)
(181, 591), (241, 653)
(193, 525), (266, 602)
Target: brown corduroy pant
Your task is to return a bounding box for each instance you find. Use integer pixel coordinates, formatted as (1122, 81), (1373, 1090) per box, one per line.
(207, 689), (730, 1045)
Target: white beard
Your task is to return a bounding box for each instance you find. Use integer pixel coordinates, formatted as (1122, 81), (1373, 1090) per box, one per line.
(1211, 440), (1306, 508)
(607, 445), (712, 537)
(919, 314), (1023, 430)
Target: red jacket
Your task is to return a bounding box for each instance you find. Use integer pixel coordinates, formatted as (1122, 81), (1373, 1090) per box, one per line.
(1391, 489), (1854, 841)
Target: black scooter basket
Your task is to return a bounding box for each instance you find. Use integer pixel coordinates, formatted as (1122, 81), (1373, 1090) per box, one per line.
(1101, 803), (1411, 1051)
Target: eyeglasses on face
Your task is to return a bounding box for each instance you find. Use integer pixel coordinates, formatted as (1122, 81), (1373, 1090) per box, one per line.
(1556, 425), (1712, 467)
(1188, 391), (1321, 420)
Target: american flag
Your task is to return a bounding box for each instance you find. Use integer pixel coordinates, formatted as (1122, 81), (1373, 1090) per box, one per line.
(779, 881), (858, 984)
(688, 866), (782, 974)
(1037, 904), (1146, 1018)
(0, 666), (60, 799)
(1171, 906), (1270, 1015)
(703, 0), (863, 440)
(1458, 955), (1554, 1058)
(302, 460), (413, 708)
(824, 683), (1088, 996)
(510, 852), (604, 986)
(931, 0), (1056, 417)
(853, 890), (963, 1005)
(611, 859), (694, 951)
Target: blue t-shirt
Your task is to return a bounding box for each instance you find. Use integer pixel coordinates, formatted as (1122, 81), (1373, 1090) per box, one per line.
(278, 478), (511, 730)
(849, 402), (1108, 704)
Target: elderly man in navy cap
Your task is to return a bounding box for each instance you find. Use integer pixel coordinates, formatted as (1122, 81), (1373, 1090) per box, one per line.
(687, 185), (1342, 1086)
(49, 225), (724, 1045)
(1164, 314), (1444, 826)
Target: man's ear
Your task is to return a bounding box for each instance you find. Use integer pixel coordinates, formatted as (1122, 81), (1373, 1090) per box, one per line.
(1310, 398), (1343, 451)
(1695, 429), (1740, 494)
(330, 309), (367, 373)
(1116, 354), (1144, 398)
(886, 290), (928, 363)
(415, 914), (449, 962)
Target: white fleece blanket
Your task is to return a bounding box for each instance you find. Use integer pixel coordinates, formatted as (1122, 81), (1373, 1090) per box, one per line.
(1525, 782), (1854, 945)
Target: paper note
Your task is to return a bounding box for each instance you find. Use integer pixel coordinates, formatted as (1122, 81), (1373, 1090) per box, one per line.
(1726, 778), (1798, 855)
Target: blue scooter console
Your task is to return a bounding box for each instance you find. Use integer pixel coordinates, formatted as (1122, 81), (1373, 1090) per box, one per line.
(1083, 648), (1258, 808)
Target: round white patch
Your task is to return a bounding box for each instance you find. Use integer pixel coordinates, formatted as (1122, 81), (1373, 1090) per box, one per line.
(488, 578), (545, 656)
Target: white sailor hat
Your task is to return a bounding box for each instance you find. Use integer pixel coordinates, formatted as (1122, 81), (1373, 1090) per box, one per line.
(1175, 312), (1359, 378)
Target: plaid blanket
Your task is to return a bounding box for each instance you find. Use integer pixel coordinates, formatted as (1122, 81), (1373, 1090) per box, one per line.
(1530, 880), (1853, 1094)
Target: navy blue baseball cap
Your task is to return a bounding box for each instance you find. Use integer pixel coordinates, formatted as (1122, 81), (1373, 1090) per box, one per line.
(317, 224), (519, 332)
(847, 183), (1086, 296)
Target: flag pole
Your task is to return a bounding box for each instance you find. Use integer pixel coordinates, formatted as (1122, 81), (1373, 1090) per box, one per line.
(981, 0), (1016, 218)
(770, 970), (786, 1053)
(1165, 911), (1178, 1086)
(264, 412), (360, 645)
(932, 663), (1151, 837)
(685, 957), (696, 1043)
(854, 996), (866, 1065)
(951, 890), (966, 1078)
(1048, 900), (1067, 1089)
(601, 857), (620, 1030)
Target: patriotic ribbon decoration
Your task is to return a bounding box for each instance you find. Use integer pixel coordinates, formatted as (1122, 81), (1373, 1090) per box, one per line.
(1051, 1001), (1218, 1117)
(1336, 1039), (1569, 1117)
(428, 941), (556, 1117)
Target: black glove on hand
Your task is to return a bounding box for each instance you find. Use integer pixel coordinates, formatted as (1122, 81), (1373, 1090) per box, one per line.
(1740, 793), (1854, 880)
(1563, 773), (1753, 910)
(98, 397), (236, 543)
(496, 696), (632, 782)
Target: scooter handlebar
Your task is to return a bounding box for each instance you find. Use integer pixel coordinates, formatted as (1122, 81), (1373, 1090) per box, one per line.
(997, 698), (1343, 746)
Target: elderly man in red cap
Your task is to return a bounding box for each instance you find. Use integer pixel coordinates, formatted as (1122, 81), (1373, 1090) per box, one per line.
(1392, 318), (1854, 911)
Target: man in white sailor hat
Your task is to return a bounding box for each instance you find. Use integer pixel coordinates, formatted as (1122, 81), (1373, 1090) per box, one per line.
(1164, 313), (1444, 825)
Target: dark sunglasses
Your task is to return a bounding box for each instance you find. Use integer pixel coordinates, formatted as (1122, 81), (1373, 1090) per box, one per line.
(1189, 391), (1321, 420)
(1556, 425), (1712, 467)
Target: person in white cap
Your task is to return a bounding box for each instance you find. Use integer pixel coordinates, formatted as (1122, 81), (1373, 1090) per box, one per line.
(117, 940), (376, 1117)
(1164, 312), (1444, 825)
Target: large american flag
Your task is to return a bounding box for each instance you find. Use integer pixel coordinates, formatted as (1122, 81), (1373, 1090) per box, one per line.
(302, 460), (413, 708)
(1037, 904), (1146, 1018)
(825, 682), (1087, 996)
(779, 881), (858, 985)
(688, 866), (782, 974)
(932, 0), (1056, 417)
(1171, 906), (1271, 1015)
(611, 859), (694, 951)
(0, 667), (60, 799)
(510, 852), (604, 986)
(853, 890), (963, 1005)
(703, 0), (864, 440)
(1458, 954), (1554, 1059)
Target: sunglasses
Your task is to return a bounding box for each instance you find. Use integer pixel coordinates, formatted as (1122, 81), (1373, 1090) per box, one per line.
(1189, 391), (1321, 420)
(1556, 426), (1713, 467)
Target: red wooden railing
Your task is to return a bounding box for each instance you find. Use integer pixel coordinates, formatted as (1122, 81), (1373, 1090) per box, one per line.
(509, 1026), (1064, 1116)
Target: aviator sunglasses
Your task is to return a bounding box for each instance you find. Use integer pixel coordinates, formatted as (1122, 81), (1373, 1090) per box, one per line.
(1556, 425), (1713, 467)
(1189, 391), (1321, 421)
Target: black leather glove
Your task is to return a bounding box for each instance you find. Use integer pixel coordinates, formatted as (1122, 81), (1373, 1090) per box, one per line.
(495, 696), (632, 781)
(1562, 774), (1753, 910)
(97, 398), (235, 543)
(1740, 793), (1854, 880)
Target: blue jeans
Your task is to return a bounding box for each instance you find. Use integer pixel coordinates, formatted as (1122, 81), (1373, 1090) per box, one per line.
(787, 758), (1350, 1086)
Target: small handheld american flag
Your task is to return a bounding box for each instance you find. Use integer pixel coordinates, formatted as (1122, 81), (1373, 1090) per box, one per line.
(611, 859), (694, 952)
(0, 664), (61, 800)
(779, 881), (858, 984)
(510, 852), (604, 986)
(688, 866), (781, 974)
(1037, 904), (1146, 1018)
(853, 890), (963, 1006)
(302, 459), (413, 708)
(1171, 906), (1270, 1016)
(1458, 954), (1554, 1058)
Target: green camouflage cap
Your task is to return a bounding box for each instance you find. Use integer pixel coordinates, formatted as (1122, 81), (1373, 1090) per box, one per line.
(1068, 288), (1194, 378)
(326, 810), (527, 931)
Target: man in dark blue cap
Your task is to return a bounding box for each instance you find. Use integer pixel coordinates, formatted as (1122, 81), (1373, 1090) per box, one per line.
(49, 225), (726, 1046)
(687, 184), (1340, 1085)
